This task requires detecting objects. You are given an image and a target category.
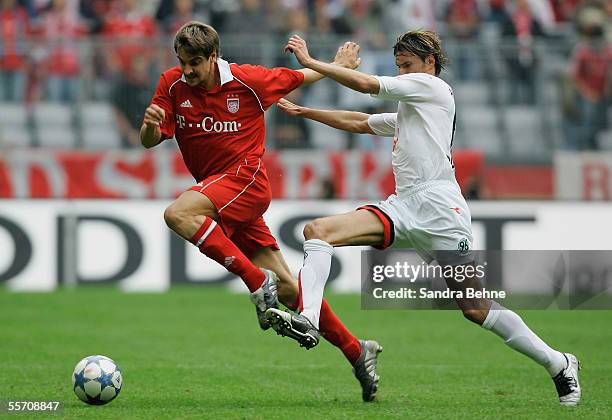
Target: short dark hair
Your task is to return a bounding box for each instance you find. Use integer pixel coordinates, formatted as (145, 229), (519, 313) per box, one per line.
(174, 21), (220, 58)
(393, 31), (447, 76)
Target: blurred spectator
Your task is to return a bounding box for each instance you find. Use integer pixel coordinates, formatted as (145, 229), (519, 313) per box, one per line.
(111, 55), (154, 147)
(500, 0), (544, 104)
(79, 0), (113, 33)
(221, 0), (274, 65)
(526, 0), (557, 33)
(156, 0), (209, 34)
(444, 0), (482, 80)
(315, 0), (356, 35)
(380, 0), (436, 46)
(487, 0), (509, 26)
(35, 0), (87, 102)
(101, 0), (157, 76)
(0, 0), (30, 102)
(564, 6), (611, 149)
(549, 0), (583, 23)
(272, 89), (311, 149)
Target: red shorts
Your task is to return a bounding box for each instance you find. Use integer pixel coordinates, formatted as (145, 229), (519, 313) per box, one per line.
(189, 158), (279, 258)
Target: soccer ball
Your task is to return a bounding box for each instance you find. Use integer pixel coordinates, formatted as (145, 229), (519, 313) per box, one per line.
(72, 355), (123, 405)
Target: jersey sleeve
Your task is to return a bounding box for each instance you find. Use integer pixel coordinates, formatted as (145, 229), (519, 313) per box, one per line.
(151, 73), (175, 140)
(238, 65), (305, 110)
(367, 113), (397, 137)
(373, 73), (436, 103)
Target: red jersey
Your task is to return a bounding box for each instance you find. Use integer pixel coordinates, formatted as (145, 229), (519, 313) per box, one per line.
(0, 6), (30, 71)
(571, 43), (612, 101)
(151, 59), (304, 181)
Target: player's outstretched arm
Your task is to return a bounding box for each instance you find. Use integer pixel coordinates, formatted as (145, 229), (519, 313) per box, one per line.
(297, 41), (362, 85)
(286, 35), (379, 94)
(140, 104), (164, 148)
(277, 98), (374, 134)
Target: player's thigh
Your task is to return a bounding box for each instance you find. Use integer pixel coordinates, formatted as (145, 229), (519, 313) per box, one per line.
(164, 190), (219, 238)
(306, 209), (385, 247)
(166, 190), (218, 219)
(250, 246), (298, 305)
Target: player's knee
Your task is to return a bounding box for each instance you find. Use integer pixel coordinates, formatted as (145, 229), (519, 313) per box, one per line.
(303, 219), (328, 241)
(462, 308), (486, 325)
(163, 203), (187, 232)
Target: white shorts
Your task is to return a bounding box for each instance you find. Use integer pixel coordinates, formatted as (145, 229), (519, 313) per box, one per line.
(359, 180), (473, 265)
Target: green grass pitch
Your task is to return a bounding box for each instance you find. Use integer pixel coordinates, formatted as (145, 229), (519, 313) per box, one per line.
(1, 287), (610, 419)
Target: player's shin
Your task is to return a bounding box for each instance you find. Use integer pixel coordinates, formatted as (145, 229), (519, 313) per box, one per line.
(482, 301), (566, 376)
(319, 300), (362, 365)
(190, 217), (265, 292)
(298, 239), (334, 329)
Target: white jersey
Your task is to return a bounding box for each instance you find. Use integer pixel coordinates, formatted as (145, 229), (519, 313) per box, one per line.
(367, 73), (457, 194)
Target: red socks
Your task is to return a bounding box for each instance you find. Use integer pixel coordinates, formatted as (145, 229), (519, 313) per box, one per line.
(319, 299), (362, 365)
(292, 288), (362, 366)
(190, 217), (264, 293)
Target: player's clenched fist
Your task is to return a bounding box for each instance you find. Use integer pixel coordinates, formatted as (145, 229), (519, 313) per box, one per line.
(143, 104), (165, 127)
(334, 41), (361, 70)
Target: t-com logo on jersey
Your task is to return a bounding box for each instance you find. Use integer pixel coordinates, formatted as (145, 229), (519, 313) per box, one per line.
(175, 113), (242, 133)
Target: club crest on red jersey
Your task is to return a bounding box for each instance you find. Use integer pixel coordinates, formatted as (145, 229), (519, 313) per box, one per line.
(227, 97), (239, 113)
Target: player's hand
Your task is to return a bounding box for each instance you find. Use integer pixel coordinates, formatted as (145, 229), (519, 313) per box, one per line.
(284, 35), (313, 67)
(143, 104), (165, 128)
(276, 98), (306, 116)
(333, 41), (361, 70)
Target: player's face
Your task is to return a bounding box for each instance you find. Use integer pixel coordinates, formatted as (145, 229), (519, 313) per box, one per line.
(395, 52), (431, 75)
(176, 48), (217, 87)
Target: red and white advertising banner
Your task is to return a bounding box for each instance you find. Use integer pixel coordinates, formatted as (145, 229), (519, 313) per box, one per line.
(1, 200), (612, 292)
(0, 149), (483, 200)
(555, 151), (612, 200)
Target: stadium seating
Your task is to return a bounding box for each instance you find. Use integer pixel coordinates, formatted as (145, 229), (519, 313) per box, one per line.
(454, 82), (490, 105)
(503, 106), (546, 156)
(33, 103), (77, 148)
(457, 106), (504, 156)
(0, 102), (31, 148)
(79, 102), (122, 149)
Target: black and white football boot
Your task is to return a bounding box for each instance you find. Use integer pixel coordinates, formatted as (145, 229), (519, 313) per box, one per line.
(553, 353), (581, 406)
(249, 268), (279, 330)
(265, 308), (320, 349)
(353, 339), (383, 402)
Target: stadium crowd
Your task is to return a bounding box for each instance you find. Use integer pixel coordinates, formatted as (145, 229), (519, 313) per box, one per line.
(0, 0), (610, 151)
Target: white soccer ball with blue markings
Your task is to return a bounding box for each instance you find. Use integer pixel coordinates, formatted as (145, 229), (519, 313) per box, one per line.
(72, 355), (122, 405)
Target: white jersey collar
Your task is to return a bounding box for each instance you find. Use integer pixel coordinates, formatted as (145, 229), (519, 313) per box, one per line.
(179, 58), (234, 86)
(217, 58), (234, 85)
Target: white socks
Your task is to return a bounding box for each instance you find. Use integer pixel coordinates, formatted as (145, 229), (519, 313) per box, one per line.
(299, 239), (334, 329)
(483, 302), (567, 376)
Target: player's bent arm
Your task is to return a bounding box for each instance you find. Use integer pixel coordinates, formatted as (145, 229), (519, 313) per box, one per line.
(298, 61), (361, 86)
(140, 123), (162, 149)
(298, 68), (325, 86)
(140, 104), (166, 148)
(302, 108), (375, 134)
(297, 41), (361, 86)
(304, 59), (379, 94)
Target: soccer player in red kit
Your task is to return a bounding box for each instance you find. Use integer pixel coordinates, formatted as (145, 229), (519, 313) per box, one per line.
(140, 21), (382, 401)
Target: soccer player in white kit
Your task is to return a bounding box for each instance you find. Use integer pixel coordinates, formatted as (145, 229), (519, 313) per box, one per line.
(266, 31), (581, 406)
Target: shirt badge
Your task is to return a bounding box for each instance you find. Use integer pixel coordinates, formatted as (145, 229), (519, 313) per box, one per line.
(227, 97), (239, 113)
